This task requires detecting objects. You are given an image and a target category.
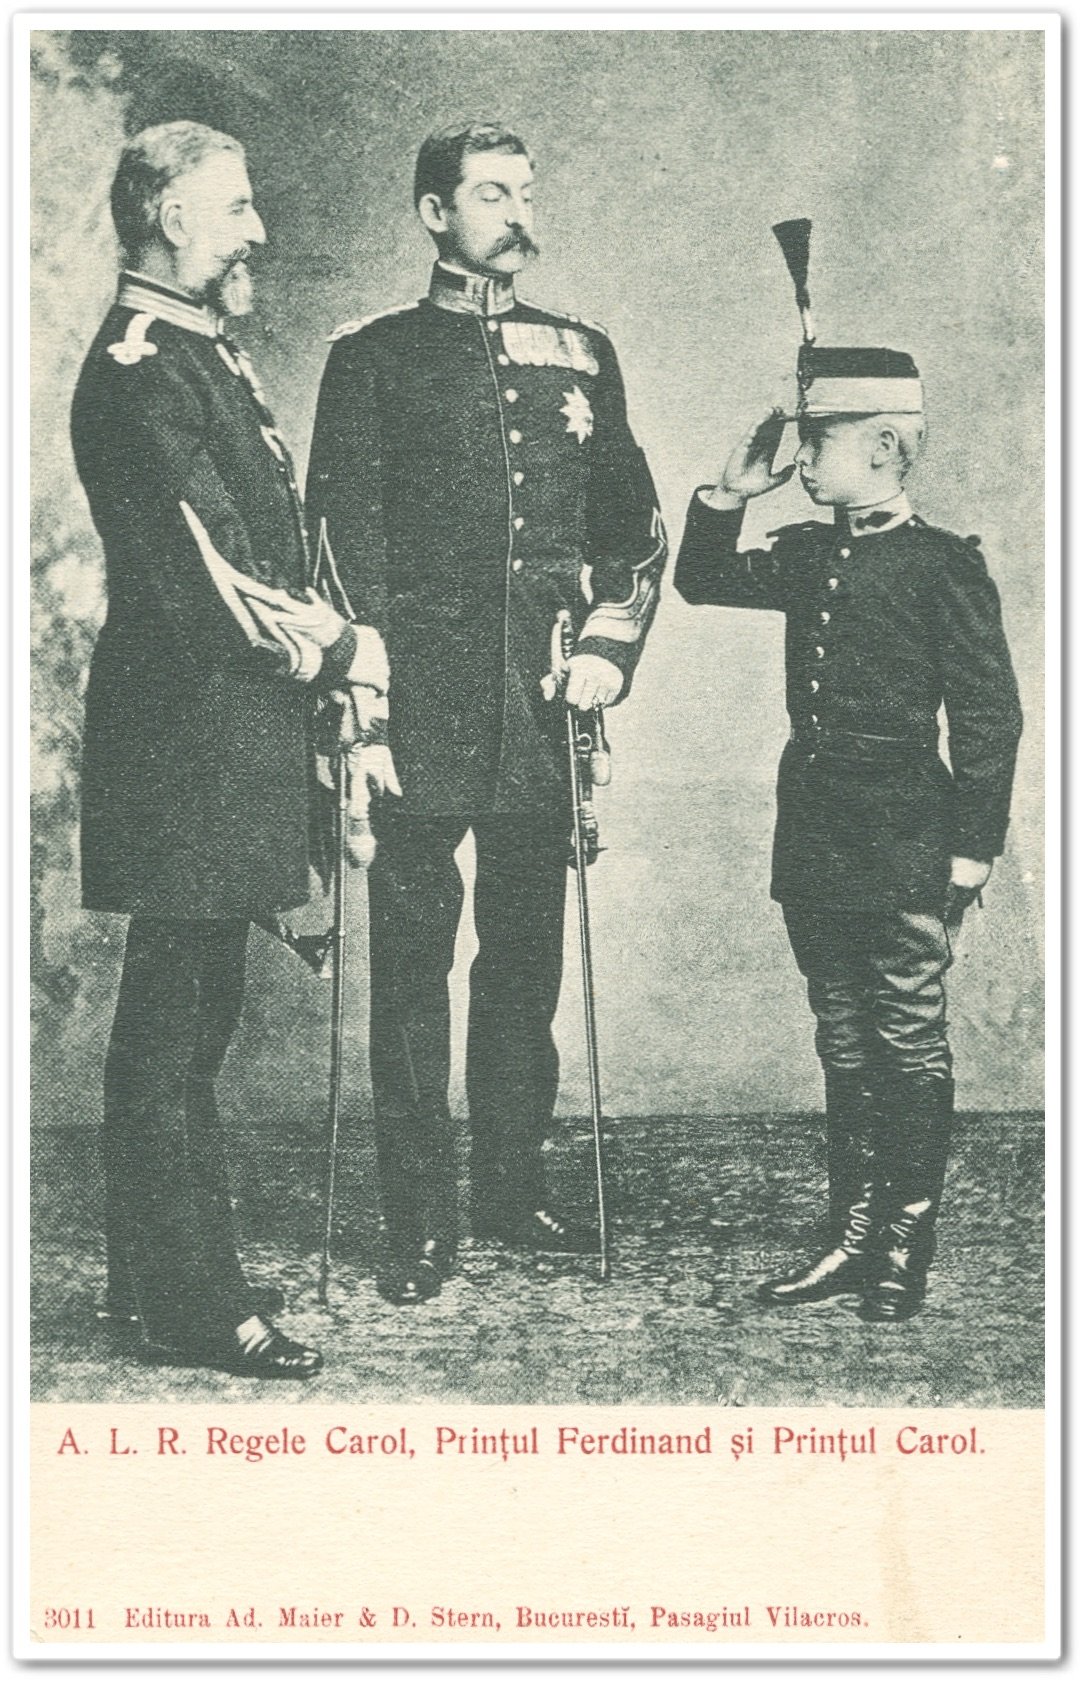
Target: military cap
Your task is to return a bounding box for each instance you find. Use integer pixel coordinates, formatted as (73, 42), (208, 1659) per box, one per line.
(771, 219), (924, 417)
(795, 343), (925, 418)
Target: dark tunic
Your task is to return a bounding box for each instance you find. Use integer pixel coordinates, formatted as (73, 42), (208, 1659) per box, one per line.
(305, 266), (665, 815)
(71, 274), (346, 919)
(674, 495), (1023, 912)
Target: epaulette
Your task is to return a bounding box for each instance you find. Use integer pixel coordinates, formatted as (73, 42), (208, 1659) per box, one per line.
(326, 301), (417, 342)
(519, 298), (610, 337)
(911, 517), (988, 563)
(106, 312), (159, 366)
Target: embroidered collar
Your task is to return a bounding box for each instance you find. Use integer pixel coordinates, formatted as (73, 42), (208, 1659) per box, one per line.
(117, 270), (221, 338)
(428, 261), (516, 318)
(840, 490), (914, 538)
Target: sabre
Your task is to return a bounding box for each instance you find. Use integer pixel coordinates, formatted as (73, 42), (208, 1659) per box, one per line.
(258, 694), (378, 1304)
(317, 746), (350, 1306)
(545, 609), (611, 1280)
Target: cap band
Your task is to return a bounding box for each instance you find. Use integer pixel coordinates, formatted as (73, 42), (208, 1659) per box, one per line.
(799, 375), (925, 416)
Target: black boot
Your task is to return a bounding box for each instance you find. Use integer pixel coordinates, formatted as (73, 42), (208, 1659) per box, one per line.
(824, 1070), (879, 1236)
(376, 1110), (458, 1307)
(758, 1070), (879, 1306)
(471, 1120), (596, 1253)
(859, 1073), (953, 1324)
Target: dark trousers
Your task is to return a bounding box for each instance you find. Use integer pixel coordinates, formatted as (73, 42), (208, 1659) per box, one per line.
(781, 902), (958, 1246)
(368, 806), (569, 1251)
(103, 917), (259, 1345)
(782, 903), (958, 1081)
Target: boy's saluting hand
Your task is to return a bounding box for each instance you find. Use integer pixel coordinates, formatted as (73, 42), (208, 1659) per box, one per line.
(702, 409), (796, 508)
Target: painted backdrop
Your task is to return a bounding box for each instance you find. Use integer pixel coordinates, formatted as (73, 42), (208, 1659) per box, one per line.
(30, 27), (1045, 1129)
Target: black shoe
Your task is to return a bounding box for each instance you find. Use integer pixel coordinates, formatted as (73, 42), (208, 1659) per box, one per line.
(757, 1245), (870, 1305)
(228, 1321), (323, 1378)
(97, 1282), (286, 1329)
(492, 1208), (598, 1254)
(376, 1243), (445, 1307)
(147, 1320), (323, 1380)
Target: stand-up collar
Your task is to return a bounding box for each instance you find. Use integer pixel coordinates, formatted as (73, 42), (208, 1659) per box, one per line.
(428, 261), (516, 318)
(837, 489), (914, 539)
(117, 270), (221, 337)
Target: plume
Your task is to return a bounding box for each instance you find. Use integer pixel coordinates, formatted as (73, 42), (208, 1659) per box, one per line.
(772, 218), (815, 343)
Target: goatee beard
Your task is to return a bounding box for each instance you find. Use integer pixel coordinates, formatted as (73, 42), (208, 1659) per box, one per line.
(211, 260), (254, 317)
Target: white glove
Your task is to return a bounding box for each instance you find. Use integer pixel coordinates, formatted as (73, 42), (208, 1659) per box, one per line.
(347, 742), (403, 801)
(328, 742), (401, 869)
(565, 652), (624, 710)
(345, 624), (390, 693)
(329, 687), (389, 749)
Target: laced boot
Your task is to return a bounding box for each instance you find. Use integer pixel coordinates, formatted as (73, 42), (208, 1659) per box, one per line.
(758, 1069), (880, 1305)
(859, 1073), (953, 1323)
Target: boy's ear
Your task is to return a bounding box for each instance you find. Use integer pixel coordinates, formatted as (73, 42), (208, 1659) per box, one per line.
(871, 422), (901, 467)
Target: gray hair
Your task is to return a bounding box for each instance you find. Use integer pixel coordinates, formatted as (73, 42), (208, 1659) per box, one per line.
(110, 120), (245, 262)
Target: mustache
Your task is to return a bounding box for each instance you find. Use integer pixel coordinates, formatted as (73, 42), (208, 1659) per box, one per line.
(488, 229), (540, 258)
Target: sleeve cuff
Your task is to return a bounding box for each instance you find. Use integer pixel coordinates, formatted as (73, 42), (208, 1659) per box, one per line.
(951, 828), (1004, 862)
(696, 485), (746, 512)
(576, 635), (635, 688)
(317, 623), (358, 689)
(687, 489), (747, 529)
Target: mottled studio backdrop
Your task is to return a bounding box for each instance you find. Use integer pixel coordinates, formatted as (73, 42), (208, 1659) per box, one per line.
(30, 27), (1044, 1132)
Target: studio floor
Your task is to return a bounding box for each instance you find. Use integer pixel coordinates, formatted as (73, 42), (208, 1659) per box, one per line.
(29, 1113), (1044, 1407)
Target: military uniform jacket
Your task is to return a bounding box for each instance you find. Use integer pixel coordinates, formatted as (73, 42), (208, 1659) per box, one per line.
(674, 493), (1023, 912)
(72, 273), (352, 919)
(306, 264), (666, 815)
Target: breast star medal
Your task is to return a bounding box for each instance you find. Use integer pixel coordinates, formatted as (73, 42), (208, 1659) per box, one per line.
(560, 384), (594, 444)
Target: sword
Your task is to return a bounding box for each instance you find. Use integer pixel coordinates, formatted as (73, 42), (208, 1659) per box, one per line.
(544, 609), (612, 1281)
(257, 700), (378, 1304)
(317, 747), (350, 1306)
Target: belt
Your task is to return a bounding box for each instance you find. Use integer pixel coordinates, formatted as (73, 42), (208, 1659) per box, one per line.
(789, 726), (938, 762)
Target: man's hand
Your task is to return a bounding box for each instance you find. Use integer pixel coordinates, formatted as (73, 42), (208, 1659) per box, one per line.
(950, 856), (992, 893)
(703, 409), (795, 507)
(346, 624), (391, 694)
(342, 742), (402, 869)
(346, 742), (403, 799)
(565, 653), (623, 710)
(327, 686), (390, 750)
(944, 856), (992, 922)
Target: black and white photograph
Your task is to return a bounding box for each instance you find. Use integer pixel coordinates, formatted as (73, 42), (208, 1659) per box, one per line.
(19, 12), (1055, 1656)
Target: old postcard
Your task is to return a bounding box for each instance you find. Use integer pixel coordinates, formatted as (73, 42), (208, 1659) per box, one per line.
(15, 11), (1058, 1660)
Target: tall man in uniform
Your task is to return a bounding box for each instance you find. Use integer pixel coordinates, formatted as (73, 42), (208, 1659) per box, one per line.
(307, 121), (665, 1305)
(72, 122), (385, 1376)
(675, 346), (1022, 1322)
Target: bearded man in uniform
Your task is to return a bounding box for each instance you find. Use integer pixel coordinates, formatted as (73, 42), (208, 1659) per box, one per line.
(72, 121), (384, 1375)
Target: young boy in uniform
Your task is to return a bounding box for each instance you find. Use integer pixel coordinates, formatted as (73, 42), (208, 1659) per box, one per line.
(674, 336), (1022, 1322)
